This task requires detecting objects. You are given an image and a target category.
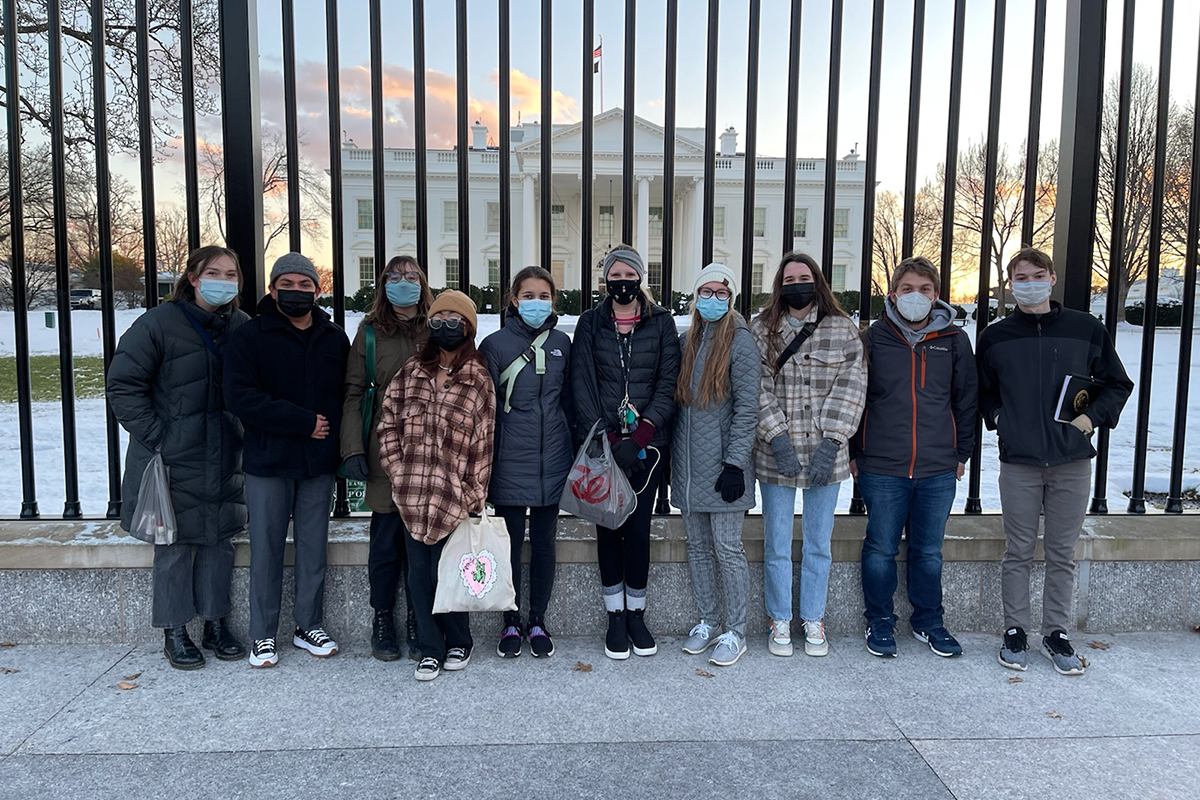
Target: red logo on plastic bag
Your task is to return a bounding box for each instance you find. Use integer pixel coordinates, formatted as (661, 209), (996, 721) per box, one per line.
(570, 465), (611, 503)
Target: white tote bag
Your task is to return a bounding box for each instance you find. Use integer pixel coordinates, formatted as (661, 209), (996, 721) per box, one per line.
(432, 509), (518, 614)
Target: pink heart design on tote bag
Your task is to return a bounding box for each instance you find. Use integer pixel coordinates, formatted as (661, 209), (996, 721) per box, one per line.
(459, 549), (498, 598)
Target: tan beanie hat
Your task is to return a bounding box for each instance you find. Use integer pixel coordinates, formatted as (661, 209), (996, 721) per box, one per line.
(428, 289), (478, 331)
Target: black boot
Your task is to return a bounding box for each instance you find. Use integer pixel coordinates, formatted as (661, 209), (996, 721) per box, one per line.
(163, 626), (205, 670)
(605, 611), (630, 660)
(201, 618), (246, 661)
(626, 609), (658, 657)
(372, 609), (401, 661)
(406, 603), (419, 662)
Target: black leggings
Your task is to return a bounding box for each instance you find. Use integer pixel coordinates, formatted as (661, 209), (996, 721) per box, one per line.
(595, 453), (666, 591)
(493, 504), (559, 621)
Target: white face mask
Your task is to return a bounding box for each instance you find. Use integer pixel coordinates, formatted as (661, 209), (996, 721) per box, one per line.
(895, 292), (933, 323)
(1011, 281), (1052, 308)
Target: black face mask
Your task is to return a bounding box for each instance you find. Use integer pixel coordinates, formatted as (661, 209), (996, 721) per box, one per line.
(430, 325), (468, 352)
(606, 279), (640, 306)
(276, 289), (315, 319)
(781, 282), (817, 311)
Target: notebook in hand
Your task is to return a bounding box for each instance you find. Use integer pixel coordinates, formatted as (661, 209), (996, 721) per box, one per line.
(1055, 375), (1104, 424)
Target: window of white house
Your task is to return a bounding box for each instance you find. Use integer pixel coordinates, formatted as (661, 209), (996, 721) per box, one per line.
(753, 207), (766, 238)
(400, 199), (416, 231)
(444, 201), (458, 233)
(647, 261), (663, 295)
(551, 204), (565, 236)
(793, 208), (808, 238)
(751, 262), (764, 295)
(599, 205), (614, 238)
(445, 258), (460, 289)
(833, 208), (850, 239)
(832, 263), (847, 292)
(551, 260), (566, 287)
(649, 206), (663, 238)
(357, 199), (373, 230)
(487, 259), (500, 286)
(713, 206), (726, 238)
(486, 202), (500, 234)
(358, 256), (375, 289)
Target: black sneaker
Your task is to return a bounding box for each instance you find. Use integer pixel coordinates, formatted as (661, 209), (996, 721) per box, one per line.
(371, 610), (401, 662)
(605, 611), (630, 660)
(293, 627), (338, 658)
(527, 616), (555, 658)
(444, 646), (472, 671)
(248, 638), (278, 668)
(865, 623), (898, 658)
(999, 627), (1029, 671)
(497, 618), (523, 658)
(913, 626), (963, 658)
(1041, 631), (1086, 676)
(626, 609), (657, 657)
(414, 656), (440, 682)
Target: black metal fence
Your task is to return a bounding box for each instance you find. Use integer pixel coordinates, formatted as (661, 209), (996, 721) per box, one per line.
(1, 0), (1197, 520)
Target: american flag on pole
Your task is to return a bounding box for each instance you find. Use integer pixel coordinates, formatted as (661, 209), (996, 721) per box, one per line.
(593, 43), (602, 73)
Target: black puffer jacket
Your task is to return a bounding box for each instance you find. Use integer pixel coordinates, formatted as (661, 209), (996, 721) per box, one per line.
(570, 296), (681, 448)
(480, 307), (574, 507)
(223, 296), (350, 479)
(107, 300), (249, 546)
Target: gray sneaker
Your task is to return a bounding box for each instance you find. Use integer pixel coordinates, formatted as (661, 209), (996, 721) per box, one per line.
(1041, 631), (1085, 676)
(999, 627), (1029, 671)
(709, 631), (747, 667)
(682, 621), (720, 654)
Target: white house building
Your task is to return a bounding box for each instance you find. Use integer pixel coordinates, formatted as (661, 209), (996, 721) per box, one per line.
(339, 108), (868, 300)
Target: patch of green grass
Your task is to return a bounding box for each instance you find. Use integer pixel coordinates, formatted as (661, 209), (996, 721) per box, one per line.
(0, 356), (107, 403)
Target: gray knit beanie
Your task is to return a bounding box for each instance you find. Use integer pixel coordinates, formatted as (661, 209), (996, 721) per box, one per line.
(269, 252), (320, 286)
(602, 246), (645, 281)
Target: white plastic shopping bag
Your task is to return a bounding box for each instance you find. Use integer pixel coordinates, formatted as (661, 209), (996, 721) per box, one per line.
(130, 452), (178, 545)
(558, 420), (637, 529)
(432, 509), (518, 614)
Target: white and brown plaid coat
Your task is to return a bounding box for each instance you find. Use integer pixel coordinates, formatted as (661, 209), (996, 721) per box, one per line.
(377, 355), (496, 545)
(750, 307), (867, 488)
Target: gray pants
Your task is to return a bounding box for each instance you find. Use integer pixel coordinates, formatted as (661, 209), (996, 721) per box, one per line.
(998, 459), (1091, 634)
(682, 510), (750, 637)
(151, 539), (234, 628)
(246, 473), (335, 640)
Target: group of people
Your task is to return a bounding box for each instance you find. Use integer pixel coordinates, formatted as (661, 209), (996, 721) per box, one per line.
(107, 241), (1132, 682)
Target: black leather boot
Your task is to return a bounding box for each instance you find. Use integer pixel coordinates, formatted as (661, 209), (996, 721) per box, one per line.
(605, 611), (630, 660)
(372, 609), (401, 661)
(164, 626), (205, 670)
(201, 618), (246, 661)
(405, 603), (419, 662)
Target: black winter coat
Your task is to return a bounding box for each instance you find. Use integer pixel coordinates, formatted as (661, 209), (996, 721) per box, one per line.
(223, 296), (350, 479)
(107, 300), (249, 545)
(480, 307), (574, 507)
(570, 296), (681, 448)
(977, 303), (1133, 467)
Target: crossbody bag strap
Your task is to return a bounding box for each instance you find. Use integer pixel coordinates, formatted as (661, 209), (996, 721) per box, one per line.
(498, 330), (550, 413)
(774, 313), (824, 373)
(360, 324), (377, 452)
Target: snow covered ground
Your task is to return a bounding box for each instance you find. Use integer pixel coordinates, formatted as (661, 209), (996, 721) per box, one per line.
(0, 308), (1196, 517)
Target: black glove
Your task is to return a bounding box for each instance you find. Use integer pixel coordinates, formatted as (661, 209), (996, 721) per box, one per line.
(714, 464), (745, 503)
(611, 437), (642, 471)
(806, 438), (840, 487)
(340, 454), (370, 481)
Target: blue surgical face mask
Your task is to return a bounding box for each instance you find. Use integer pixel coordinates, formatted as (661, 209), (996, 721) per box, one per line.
(517, 298), (553, 328)
(198, 278), (239, 307)
(696, 295), (729, 322)
(385, 279), (422, 307)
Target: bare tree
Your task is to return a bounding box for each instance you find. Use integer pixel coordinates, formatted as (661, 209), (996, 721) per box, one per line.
(155, 204), (191, 280)
(871, 188), (943, 296)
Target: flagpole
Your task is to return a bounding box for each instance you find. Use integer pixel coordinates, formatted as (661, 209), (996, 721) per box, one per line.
(599, 33), (604, 112)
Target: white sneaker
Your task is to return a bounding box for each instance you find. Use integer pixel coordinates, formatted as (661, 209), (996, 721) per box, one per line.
(803, 620), (828, 657)
(248, 638), (278, 668)
(768, 619), (793, 657)
(293, 627), (338, 657)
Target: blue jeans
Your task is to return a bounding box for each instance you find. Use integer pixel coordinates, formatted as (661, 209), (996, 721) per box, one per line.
(858, 469), (957, 631)
(760, 480), (843, 622)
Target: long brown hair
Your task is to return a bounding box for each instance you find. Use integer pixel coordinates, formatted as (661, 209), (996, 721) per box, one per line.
(170, 245), (242, 308)
(366, 255), (435, 336)
(677, 302), (743, 407)
(758, 251), (847, 363)
(417, 319), (483, 373)
(505, 265), (557, 311)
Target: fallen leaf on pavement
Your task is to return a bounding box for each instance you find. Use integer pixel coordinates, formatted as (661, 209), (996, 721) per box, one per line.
(1079, 655), (1090, 668)
(1047, 711), (1063, 719)
(572, 661), (592, 672)
(1007, 676), (1023, 683)
(1, 667), (18, 675)
(695, 669), (714, 678)
(116, 681), (138, 690)
(1086, 641), (1110, 650)
(0, 642), (16, 647)
(123, 672), (142, 681)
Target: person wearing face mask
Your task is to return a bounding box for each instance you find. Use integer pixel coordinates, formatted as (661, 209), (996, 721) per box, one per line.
(224, 252), (350, 668)
(671, 264), (760, 668)
(977, 248), (1132, 677)
(339, 256), (433, 662)
(750, 251), (866, 659)
(849, 257), (977, 660)
(570, 244), (681, 660)
(108, 246), (250, 670)
(478, 266), (574, 659)
(378, 289), (496, 682)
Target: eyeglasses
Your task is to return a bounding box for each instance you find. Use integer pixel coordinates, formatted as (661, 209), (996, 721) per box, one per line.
(385, 271), (422, 284)
(428, 317), (464, 330)
(697, 288), (731, 301)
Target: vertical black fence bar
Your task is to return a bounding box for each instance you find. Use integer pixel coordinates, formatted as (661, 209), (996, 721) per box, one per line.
(901, 0), (924, 257)
(820, 0), (843, 280)
(499, 0), (512, 292)
(282, 0), (302, 252)
(938, 0), (966, 301)
(621, 0), (635, 244)
(1128, 0), (1174, 514)
(966, 0), (1006, 516)
(1093, 0), (1134, 515)
(701, 0), (718, 266)
(540, 0), (552, 271)
(738, 0), (761, 316)
(180, 0), (201, 250)
(1165, 36), (1200, 514)
(413, 0), (429, 273)
(661, 0), (677, 306)
(781, 0), (801, 256)
(220, 0), (264, 309)
(136, 0), (158, 308)
(1020, 0), (1047, 246)
(325, 0), (349, 517)
(4, 0), (39, 518)
(455, 0), (469, 288)
(48, 0), (82, 518)
(369, 0), (386, 279)
(93, 0), (122, 519)
(581, 0), (594, 309)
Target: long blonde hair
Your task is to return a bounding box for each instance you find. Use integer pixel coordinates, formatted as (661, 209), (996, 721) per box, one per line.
(676, 302), (742, 407)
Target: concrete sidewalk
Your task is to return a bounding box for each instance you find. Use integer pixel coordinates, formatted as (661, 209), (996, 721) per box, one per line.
(1, 632), (1198, 799)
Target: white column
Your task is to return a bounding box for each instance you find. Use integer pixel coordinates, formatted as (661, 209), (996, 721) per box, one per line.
(522, 173), (536, 265)
(692, 177), (705, 267)
(637, 175), (650, 252)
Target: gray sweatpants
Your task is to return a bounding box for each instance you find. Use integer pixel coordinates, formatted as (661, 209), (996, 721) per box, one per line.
(246, 473), (336, 640)
(998, 459), (1091, 635)
(682, 510), (750, 637)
